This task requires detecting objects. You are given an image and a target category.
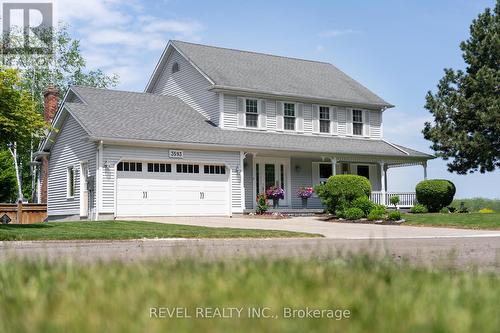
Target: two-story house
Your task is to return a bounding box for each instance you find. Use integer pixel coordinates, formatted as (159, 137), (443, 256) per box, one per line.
(39, 40), (433, 220)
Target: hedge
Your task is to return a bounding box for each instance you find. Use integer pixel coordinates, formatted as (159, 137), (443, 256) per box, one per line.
(315, 175), (372, 214)
(415, 179), (456, 213)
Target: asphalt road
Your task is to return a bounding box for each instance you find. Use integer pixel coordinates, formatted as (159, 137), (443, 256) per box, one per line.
(2, 237), (500, 272)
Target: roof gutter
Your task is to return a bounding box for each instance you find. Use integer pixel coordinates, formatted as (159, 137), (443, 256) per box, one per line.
(209, 85), (395, 110)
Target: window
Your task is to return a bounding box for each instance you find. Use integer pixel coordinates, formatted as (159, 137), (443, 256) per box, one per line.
(171, 62), (179, 73)
(147, 163), (171, 173)
(176, 164), (199, 174)
(245, 99), (258, 128)
(319, 106), (330, 133)
(204, 165), (226, 174)
(319, 163), (333, 183)
(284, 103), (295, 130)
(117, 162), (142, 172)
(357, 165), (370, 179)
(67, 166), (75, 198)
(352, 109), (363, 136)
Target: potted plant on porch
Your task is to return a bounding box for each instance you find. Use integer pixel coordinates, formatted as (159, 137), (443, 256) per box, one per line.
(297, 187), (314, 208)
(266, 186), (284, 209)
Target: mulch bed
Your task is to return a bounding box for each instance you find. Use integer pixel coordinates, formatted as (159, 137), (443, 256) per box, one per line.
(244, 212), (290, 219)
(320, 216), (405, 225)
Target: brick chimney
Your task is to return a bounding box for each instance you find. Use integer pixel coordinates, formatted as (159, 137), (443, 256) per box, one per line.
(44, 84), (59, 123)
(40, 84), (59, 204)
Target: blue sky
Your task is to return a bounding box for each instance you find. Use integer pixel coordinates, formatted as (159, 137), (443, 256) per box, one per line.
(58, 0), (499, 198)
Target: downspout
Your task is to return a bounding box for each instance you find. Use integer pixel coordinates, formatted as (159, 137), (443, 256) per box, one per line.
(95, 141), (103, 220)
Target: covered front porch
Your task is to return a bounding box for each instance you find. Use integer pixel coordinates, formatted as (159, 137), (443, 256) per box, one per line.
(242, 151), (429, 211)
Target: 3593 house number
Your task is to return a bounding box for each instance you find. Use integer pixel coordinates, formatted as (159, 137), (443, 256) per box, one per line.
(169, 150), (184, 159)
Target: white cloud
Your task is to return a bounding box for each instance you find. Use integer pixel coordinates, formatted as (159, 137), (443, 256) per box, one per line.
(318, 29), (361, 38)
(56, 0), (204, 89)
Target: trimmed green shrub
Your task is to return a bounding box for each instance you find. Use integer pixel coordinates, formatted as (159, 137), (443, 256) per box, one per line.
(410, 204), (428, 214)
(315, 175), (372, 214)
(415, 179), (456, 212)
(352, 196), (375, 216)
(345, 207), (364, 220)
(388, 210), (402, 221)
(335, 209), (346, 219)
(367, 206), (386, 221)
(390, 195), (400, 208)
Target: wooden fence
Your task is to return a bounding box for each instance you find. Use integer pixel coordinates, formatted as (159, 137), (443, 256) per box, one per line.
(0, 203), (47, 224)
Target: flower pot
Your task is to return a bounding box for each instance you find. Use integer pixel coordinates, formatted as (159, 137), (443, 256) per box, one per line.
(272, 198), (279, 209)
(301, 198), (308, 208)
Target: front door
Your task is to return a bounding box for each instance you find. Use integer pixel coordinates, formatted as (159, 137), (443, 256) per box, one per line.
(254, 158), (290, 207)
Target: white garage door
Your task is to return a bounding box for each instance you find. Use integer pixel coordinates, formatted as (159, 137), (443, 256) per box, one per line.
(116, 162), (230, 217)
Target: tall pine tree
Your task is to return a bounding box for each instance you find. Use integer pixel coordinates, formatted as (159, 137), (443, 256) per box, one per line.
(423, 1), (499, 174)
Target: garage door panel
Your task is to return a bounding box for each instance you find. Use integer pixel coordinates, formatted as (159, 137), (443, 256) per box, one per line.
(116, 164), (229, 217)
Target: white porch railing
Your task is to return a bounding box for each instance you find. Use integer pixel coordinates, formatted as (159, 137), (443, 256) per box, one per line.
(370, 192), (417, 208)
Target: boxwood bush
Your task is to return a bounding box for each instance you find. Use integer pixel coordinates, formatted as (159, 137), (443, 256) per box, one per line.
(344, 207), (365, 220)
(410, 203), (428, 214)
(352, 196), (375, 216)
(388, 210), (402, 221)
(315, 175), (372, 214)
(367, 206), (386, 221)
(415, 179), (456, 213)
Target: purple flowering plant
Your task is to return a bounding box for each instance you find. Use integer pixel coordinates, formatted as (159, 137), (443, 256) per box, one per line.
(266, 186), (284, 200)
(297, 187), (314, 199)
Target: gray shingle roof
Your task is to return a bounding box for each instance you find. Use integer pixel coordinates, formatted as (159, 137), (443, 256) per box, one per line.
(170, 40), (392, 108)
(64, 86), (431, 160)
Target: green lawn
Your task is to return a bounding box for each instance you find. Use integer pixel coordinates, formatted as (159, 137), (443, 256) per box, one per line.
(0, 220), (320, 241)
(1, 256), (499, 333)
(404, 212), (500, 229)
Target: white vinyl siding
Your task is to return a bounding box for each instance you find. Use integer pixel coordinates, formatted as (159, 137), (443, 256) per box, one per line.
(265, 100), (277, 131)
(48, 114), (96, 216)
(369, 110), (382, 139)
(101, 145), (243, 214)
(337, 107), (347, 135)
(150, 49), (220, 125)
(223, 94), (238, 128)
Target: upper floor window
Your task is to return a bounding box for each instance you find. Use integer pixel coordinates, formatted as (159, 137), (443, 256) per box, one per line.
(171, 62), (180, 73)
(284, 103), (295, 131)
(319, 106), (330, 133)
(245, 99), (258, 128)
(352, 109), (363, 136)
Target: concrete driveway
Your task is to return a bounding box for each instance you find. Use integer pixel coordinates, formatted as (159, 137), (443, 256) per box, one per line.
(123, 216), (500, 239)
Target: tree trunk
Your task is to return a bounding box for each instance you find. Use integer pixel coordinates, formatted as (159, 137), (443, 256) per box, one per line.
(7, 142), (23, 202)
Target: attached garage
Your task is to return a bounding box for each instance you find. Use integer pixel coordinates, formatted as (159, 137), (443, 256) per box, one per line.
(115, 161), (230, 217)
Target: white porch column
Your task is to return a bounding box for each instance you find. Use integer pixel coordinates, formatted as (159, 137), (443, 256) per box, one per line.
(423, 161), (428, 180)
(379, 161), (386, 206)
(330, 157), (337, 176)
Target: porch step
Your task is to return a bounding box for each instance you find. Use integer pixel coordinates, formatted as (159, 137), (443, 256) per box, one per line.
(243, 208), (324, 217)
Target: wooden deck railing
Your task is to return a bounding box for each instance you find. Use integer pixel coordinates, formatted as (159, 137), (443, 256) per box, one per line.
(0, 203), (47, 224)
(370, 192), (417, 207)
